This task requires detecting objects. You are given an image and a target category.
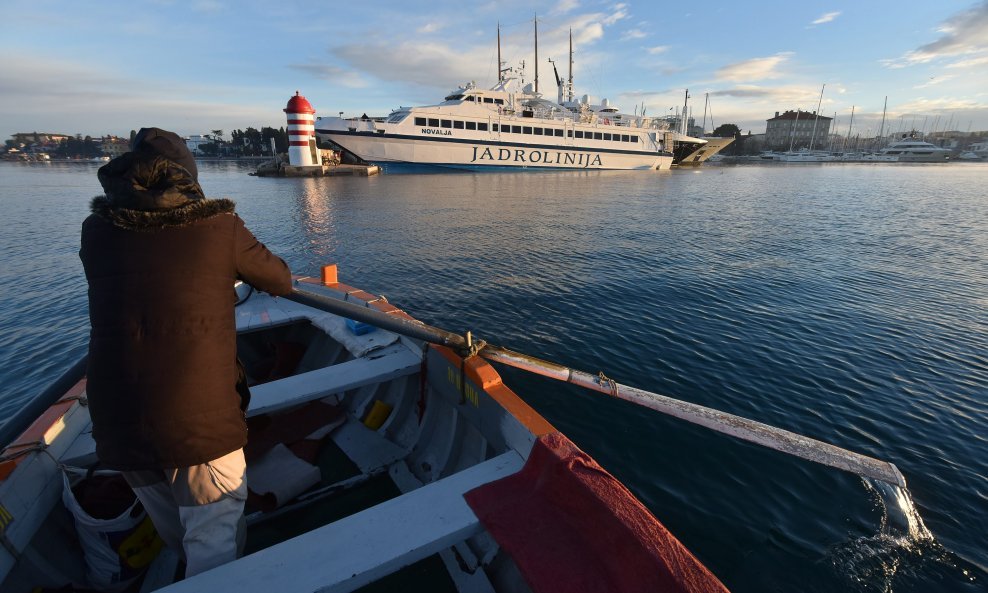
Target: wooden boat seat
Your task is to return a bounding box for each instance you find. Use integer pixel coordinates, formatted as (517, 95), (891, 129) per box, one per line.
(159, 450), (524, 593)
(247, 343), (421, 416)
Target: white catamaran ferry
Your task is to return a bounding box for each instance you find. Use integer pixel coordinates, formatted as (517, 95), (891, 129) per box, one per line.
(316, 25), (679, 172)
(316, 77), (676, 171)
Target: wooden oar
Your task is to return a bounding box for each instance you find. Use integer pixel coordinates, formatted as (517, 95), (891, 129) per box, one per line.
(287, 286), (907, 488)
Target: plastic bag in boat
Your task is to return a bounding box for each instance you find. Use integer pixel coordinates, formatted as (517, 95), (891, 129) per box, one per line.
(61, 471), (163, 591)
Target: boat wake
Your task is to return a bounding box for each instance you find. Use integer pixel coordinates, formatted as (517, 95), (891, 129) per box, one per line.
(829, 479), (979, 592)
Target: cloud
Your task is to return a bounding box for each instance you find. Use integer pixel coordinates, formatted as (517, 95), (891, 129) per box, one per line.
(945, 53), (988, 69)
(0, 55), (283, 137)
(417, 22), (444, 34)
(602, 4), (629, 26)
(647, 45), (669, 55)
(715, 52), (792, 82)
(896, 96), (988, 113)
(552, 0), (580, 14)
(622, 28), (646, 40)
(810, 11), (841, 26)
(914, 74), (957, 88)
(709, 87), (780, 99)
(321, 5), (637, 93)
(331, 41), (488, 91)
(289, 63), (369, 88)
(883, 1), (988, 67)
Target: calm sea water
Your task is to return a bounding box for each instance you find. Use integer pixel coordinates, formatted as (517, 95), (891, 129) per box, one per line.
(1, 160), (986, 592)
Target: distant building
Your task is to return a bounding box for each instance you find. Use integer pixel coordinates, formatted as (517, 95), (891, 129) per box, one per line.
(186, 135), (212, 155)
(9, 132), (71, 147)
(99, 135), (129, 158)
(765, 110), (832, 150)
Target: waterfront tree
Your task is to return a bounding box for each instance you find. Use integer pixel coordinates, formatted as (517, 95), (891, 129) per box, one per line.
(712, 124), (741, 138)
(261, 126), (288, 154)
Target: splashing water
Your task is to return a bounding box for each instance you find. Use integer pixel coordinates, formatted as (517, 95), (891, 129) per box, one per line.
(869, 479), (934, 542)
(829, 479), (979, 592)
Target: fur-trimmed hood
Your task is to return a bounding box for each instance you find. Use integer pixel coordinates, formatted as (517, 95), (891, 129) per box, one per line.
(90, 195), (236, 232)
(92, 149), (235, 231)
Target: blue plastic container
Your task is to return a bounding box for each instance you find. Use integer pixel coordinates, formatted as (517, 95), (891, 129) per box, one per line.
(346, 318), (377, 335)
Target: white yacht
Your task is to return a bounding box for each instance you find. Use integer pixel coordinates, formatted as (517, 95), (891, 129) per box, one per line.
(958, 141), (987, 160)
(878, 134), (951, 162)
(776, 149), (837, 163)
(315, 76), (675, 171)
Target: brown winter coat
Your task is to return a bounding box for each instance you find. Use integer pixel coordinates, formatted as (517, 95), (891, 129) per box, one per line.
(80, 153), (291, 470)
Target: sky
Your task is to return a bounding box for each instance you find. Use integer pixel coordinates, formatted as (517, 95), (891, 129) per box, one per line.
(2, 0), (987, 141)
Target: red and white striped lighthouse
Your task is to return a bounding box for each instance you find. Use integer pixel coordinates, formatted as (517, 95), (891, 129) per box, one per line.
(284, 91), (321, 167)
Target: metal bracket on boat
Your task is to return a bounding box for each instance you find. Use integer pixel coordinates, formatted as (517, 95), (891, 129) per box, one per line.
(596, 372), (618, 396)
(461, 331), (487, 359)
(458, 331), (487, 404)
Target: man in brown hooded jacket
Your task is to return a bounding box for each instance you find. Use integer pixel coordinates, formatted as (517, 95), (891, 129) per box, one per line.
(80, 127), (291, 576)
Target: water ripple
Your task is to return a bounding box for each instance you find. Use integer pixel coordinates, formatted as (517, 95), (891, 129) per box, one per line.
(2, 162), (987, 592)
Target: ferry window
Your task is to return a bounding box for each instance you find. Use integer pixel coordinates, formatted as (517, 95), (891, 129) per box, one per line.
(523, 126), (532, 134)
(555, 129), (564, 137)
(533, 127), (544, 135)
(612, 135), (621, 142)
(621, 134), (630, 142)
(495, 99), (505, 105)
(415, 117), (426, 126)
(453, 120), (465, 129)
(567, 130), (574, 137)
(594, 132), (603, 140)
(511, 125), (521, 134)
(444, 94), (464, 101)
(484, 98), (495, 104)
(603, 133), (612, 141)
(441, 120), (452, 128)
(575, 131), (584, 139)
(631, 136), (639, 143)
(465, 121), (477, 130)
(492, 124), (499, 132)
(428, 118), (439, 127)
(478, 123), (488, 131)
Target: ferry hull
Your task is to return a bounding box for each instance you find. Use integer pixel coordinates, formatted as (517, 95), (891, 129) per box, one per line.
(318, 130), (673, 171)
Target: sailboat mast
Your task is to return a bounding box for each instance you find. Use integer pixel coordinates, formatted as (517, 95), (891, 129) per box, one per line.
(682, 89), (689, 135)
(497, 23), (502, 83)
(534, 16), (539, 94)
(809, 84), (825, 151)
(701, 93), (709, 135)
(876, 96), (887, 149)
(844, 106), (855, 151)
(789, 109), (800, 152)
(568, 28), (574, 102)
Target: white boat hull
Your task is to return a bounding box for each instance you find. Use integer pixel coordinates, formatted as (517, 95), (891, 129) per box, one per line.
(319, 130), (671, 171)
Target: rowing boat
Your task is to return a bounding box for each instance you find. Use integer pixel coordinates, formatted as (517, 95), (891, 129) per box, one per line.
(0, 266), (729, 593)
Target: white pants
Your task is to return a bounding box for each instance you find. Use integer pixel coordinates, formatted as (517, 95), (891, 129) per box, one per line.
(123, 449), (247, 578)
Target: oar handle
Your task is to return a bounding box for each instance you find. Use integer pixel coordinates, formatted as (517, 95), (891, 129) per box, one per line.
(286, 285), (907, 488)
